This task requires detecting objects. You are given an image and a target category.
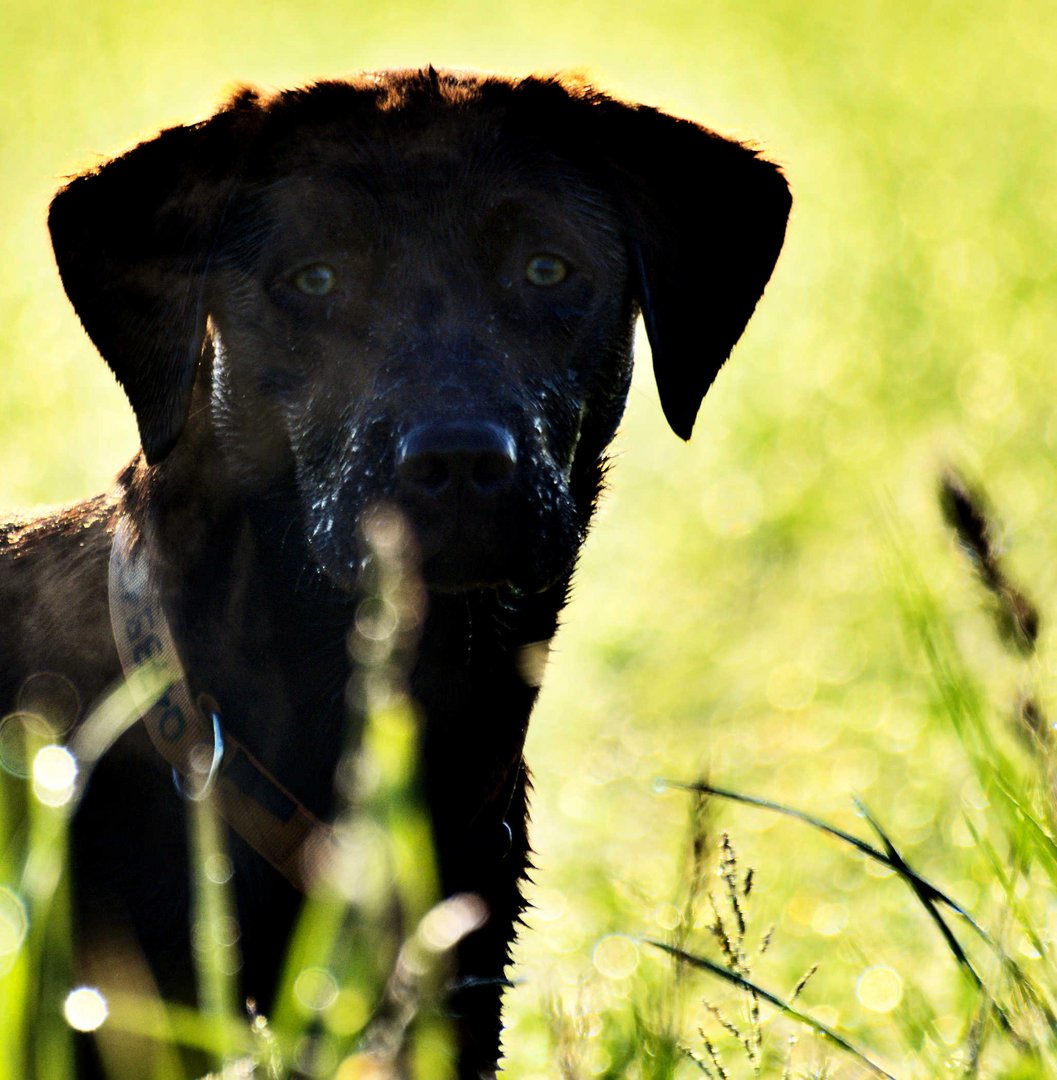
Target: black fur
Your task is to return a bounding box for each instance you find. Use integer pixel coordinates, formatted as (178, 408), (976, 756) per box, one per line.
(2, 68), (789, 1077)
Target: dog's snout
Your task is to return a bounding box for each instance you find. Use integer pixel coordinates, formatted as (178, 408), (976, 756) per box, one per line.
(396, 420), (518, 500)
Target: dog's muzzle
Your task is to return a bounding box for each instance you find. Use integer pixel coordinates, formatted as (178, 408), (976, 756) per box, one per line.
(396, 420), (518, 503)
(393, 419), (526, 590)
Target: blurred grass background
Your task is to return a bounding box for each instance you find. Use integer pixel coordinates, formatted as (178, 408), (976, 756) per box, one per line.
(3, 0), (1057, 1075)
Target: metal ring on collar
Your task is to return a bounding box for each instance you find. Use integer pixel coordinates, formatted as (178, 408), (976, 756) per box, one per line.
(171, 710), (225, 802)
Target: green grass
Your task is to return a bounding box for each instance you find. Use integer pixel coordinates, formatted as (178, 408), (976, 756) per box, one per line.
(3, 0), (1057, 1075)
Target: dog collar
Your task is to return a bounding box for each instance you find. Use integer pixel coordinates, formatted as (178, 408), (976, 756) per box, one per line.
(107, 515), (331, 893)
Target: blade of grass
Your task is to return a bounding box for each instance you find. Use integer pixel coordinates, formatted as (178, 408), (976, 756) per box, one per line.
(674, 780), (1057, 1041)
(882, 509), (1040, 848)
(274, 510), (447, 1071)
(670, 782), (984, 933)
(270, 877), (355, 1042)
(852, 797), (1022, 1045)
(645, 939), (897, 1080)
(961, 815), (1057, 1038)
(989, 776), (1057, 887)
(21, 740), (76, 1080)
(187, 790), (245, 1070)
(1, 763), (30, 1080)
(68, 661), (175, 779)
(101, 993), (254, 1058)
(967, 812), (1049, 976)
(853, 798), (981, 981)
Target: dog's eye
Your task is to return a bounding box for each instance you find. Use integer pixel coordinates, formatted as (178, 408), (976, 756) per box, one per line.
(525, 254), (568, 287)
(292, 264), (336, 296)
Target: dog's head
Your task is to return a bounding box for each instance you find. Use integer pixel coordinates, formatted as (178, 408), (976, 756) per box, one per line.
(49, 69), (790, 594)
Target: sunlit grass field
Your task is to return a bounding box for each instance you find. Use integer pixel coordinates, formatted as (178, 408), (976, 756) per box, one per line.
(3, 0), (1057, 1076)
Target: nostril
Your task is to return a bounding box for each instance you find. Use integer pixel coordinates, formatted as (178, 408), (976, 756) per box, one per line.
(398, 451), (452, 496)
(396, 421), (518, 501)
(471, 447), (517, 492)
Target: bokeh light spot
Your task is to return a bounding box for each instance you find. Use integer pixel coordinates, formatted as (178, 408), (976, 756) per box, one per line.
(592, 934), (639, 980)
(856, 965), (903, 1012)
(63, 987), (108, 1032)
(0, 888), (28, 975)
(32, 744), (78, 807)
(294, 966), (339, 1013)
(204, 853), (234, 884)
(765, 664), (817, 711)
(0, 712), (54, 778)
(811, 902), (848, 937)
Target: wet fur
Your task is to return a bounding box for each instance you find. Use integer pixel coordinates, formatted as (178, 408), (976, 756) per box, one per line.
(0, 69), (789, 1077)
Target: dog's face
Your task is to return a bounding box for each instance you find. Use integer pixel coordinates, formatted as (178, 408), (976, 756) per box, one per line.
(207, 112), (634, 592)
(48, 71), (791, 595)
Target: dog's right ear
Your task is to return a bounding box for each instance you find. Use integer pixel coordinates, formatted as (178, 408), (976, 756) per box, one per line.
(48, 102), (259, 464)
(603, 107), (792, 442)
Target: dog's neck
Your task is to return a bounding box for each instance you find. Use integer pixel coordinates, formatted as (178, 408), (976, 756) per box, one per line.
(119, 446), (571, 822)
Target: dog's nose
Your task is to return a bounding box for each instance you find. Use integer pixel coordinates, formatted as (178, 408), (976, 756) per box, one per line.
(396, 420), (518, 500)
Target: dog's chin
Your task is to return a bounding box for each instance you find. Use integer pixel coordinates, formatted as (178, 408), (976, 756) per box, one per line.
(417, 545), (572, 596)
(418, 550), (520, 594)
(308, 523), (573, 598)
(306, 542), (511, 596)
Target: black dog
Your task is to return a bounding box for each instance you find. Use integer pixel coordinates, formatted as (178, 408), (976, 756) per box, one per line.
(1, 68), (789, 1077)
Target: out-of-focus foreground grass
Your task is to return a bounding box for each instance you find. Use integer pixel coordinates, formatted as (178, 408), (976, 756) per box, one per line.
(2, 1), (1056, 1076)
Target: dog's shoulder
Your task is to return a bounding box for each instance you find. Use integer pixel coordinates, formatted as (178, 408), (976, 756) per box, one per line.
(0, 494), (119, 705)
(0, 492), (116, 569)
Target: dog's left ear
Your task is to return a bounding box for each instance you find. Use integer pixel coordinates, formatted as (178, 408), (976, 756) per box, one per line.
(48, 102), (258, 464)
(597, 101), (791, 440)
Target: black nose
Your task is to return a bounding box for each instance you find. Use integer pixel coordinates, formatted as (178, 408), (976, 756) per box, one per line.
(396, 420), (518, 500)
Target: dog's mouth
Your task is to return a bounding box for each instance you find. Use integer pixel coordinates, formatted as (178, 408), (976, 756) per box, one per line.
(300, 502), (500, 593)
(395, 485), (582, 596)
(305, 501), (575, 599)
(299, 416), (582, 597)
(412, 537), (524, 593)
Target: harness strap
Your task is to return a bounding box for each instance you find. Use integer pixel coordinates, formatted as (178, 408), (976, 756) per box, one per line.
(108, 516), (331, 893)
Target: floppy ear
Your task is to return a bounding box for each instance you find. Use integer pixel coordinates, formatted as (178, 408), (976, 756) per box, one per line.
(603, 104), (791, 440)
(48, 103), (258, 463)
